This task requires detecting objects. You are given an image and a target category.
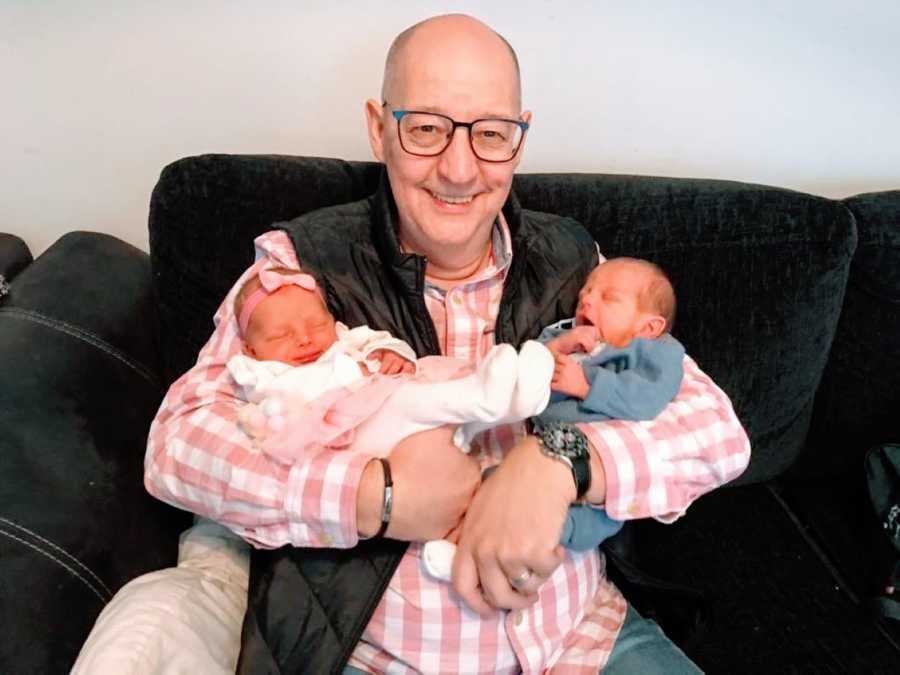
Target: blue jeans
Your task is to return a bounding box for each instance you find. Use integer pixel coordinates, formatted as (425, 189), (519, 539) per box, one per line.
(342, 604), (702, 673)
(603, 605), (702, 674)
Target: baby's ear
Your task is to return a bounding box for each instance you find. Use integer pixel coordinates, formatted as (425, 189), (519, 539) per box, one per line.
(635, 314), (667, 339)
(242, 341), (257, 358)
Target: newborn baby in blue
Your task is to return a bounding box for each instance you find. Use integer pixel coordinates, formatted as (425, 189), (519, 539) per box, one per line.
(537, 257), (684, 551)
(422, 257), (685, 581)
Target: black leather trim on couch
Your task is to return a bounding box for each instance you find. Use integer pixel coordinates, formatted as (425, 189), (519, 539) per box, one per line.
(0, 232), (190, 675)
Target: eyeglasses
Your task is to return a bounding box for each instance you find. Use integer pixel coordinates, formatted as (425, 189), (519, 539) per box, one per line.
(384, 102), (529, 163)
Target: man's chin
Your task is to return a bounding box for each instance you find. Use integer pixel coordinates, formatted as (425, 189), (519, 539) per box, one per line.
(411, 219), (489, 251)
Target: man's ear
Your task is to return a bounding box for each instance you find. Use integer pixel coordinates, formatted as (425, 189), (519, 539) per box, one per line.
(635, 314), (667, 339)
(365, 99), (386, 162)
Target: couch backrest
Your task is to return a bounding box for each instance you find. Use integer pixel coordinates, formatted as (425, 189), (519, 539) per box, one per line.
(149, 155), (382, 385)
(149, 154), (857, 485)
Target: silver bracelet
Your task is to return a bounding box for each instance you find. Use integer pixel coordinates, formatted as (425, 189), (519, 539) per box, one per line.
(374, 458), (393, 538)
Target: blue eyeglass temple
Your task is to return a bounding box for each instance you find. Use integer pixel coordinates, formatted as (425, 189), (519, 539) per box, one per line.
(391, 110), (529, 131)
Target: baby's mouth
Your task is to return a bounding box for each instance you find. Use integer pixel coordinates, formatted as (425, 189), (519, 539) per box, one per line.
(292, 351), (322, 365)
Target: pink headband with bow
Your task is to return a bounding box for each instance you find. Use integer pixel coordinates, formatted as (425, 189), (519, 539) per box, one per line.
(238, 269), (318, 335)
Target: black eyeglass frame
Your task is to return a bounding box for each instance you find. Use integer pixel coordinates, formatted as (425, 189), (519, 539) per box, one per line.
(383, 102), (529, 163)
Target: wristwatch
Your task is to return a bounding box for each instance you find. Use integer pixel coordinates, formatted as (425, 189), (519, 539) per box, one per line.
(534, 421), (592, 500)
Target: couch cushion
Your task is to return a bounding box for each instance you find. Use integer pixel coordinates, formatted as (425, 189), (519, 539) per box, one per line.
(514, 174), (856, 484)
(150, 156), (856, 485)
(630, 483), (900, 671)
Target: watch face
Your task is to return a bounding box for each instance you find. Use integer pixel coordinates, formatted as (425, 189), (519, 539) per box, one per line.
(538, 421), (592, 500)
(541, 422), (588, 459)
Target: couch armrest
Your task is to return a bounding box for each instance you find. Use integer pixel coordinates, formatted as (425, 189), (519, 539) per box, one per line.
(0, 232), (191, 674)
(783, 190), (900, 601)
(807, 190), (900, 473)
(0, 233), (32, 285)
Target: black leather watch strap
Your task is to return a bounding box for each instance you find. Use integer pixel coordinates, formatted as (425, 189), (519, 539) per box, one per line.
(535, 422), (592, 500)
(571, 451), (591, 500)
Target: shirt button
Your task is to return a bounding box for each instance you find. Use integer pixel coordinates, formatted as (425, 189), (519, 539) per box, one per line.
(628, 503), (640, 516)
(322, 533), (334, 546)
(452, 293), (463, 306)
(513, 611), (524, 626)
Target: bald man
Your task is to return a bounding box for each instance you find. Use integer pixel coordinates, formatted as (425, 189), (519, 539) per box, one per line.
(130, 13), (748, 674)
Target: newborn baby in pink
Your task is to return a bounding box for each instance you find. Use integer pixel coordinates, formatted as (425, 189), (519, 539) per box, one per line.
(226, 267), (554, 462)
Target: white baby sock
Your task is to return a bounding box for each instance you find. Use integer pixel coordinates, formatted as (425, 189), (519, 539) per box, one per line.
(508, 340), (555, 419)
(422, 539), (457, 582)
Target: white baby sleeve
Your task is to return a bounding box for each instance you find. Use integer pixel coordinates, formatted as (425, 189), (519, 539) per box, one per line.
(336, 323), (418, 373)
(226, 354), (293, 403)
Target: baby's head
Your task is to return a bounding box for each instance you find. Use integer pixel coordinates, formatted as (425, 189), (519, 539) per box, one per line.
(575, 257), (676, 348)
(234, 268), (338, 365)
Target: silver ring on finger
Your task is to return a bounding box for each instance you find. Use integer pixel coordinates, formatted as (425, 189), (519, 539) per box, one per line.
(508, 568), (533, 589)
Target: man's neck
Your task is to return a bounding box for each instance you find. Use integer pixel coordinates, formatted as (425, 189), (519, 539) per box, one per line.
(400, 230), (495, 290)
(422, 238), (494, 289)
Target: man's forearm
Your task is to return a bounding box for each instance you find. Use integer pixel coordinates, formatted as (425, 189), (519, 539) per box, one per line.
(576, 356), (750, 521)
(146, 391), (373, 550)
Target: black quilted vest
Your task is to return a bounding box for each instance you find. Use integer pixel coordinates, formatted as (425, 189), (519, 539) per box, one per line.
(237, 173), (598, 674)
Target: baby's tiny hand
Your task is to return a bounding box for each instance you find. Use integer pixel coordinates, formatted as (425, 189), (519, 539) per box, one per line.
(372, 350), (416, 375)
(566, 325), (600, 353)
(551, 353), (591, 399)
(547, 325), (599, 355)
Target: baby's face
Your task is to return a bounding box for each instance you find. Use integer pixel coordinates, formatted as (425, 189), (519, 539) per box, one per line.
(575, 261), (655, 348)
(243, 286), (337, 365)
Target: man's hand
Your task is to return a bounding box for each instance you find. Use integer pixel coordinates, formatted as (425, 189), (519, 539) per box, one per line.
(545, 325), (598, 356)
(372, 349), (416, 375)
(358, 425), (480, 541)
(451, 436), (573, 615)
(551, 353), (591, 399)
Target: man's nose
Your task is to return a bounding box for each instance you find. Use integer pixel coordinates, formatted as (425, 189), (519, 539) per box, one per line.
(437, 128), (479, 185)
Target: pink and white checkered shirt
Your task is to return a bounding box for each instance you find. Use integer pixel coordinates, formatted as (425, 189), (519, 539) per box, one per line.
(146, 223), (750, 674)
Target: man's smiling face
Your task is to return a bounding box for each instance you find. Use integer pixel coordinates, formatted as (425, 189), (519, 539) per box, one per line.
(366, 16), (530, 266)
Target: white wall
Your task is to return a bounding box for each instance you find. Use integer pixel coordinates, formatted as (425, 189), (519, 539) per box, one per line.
(3, 0), (898, 256)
